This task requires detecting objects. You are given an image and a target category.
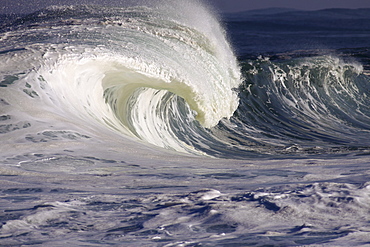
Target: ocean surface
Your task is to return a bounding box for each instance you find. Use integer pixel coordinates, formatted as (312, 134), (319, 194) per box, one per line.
(1, 1), (370, 246)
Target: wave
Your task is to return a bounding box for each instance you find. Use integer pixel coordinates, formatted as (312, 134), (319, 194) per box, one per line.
(0, 2), (241, 154)
(2, 2), (370, 158)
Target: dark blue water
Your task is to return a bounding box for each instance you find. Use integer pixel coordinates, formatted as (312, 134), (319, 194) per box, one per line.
(224, 8), (370, 59)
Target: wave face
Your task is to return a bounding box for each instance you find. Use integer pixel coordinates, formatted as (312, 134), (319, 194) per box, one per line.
(0, 2), (241, 154)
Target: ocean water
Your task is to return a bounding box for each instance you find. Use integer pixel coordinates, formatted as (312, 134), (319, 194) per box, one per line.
(1, 1), (370, 246)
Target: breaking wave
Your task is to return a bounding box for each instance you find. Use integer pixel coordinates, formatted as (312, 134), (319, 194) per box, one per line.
(1, 2), (370, 158)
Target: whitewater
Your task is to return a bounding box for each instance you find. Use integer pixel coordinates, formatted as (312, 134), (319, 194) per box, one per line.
(1, 1), (370, 246)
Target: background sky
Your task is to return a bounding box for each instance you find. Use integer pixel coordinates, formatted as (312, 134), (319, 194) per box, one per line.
(2, 0), (370, 14)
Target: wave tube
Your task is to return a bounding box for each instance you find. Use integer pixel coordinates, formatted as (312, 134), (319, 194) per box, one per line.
(27, 2), (242, 153)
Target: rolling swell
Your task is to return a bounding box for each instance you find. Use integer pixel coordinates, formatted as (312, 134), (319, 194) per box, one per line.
(214, 55), (370, 157)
